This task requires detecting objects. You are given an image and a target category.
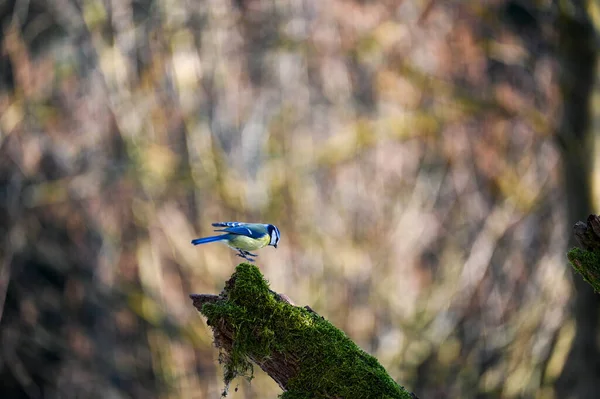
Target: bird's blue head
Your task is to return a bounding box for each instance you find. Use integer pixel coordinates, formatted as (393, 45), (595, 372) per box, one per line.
(267, 224), (280, 248)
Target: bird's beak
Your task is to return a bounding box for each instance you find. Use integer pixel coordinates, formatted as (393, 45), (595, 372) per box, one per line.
(274, 244), (278, 249)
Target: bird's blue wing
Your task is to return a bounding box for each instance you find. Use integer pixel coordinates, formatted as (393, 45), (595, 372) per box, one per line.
(212, 222), (247, 228)
(212, 222), (264, 239)
(214, 226), (264, 238)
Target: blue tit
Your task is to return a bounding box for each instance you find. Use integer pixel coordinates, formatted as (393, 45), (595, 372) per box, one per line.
(191, 222), (280, 262)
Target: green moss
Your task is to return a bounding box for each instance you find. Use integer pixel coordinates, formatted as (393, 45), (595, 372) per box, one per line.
(567, 247), (600, 292)
(201, 263), (413, 398)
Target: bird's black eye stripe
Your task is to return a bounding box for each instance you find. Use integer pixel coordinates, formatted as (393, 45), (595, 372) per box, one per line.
(267, 224), (280, 244)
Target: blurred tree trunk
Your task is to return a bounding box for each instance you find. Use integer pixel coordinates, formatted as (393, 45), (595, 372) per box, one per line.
(554, 2), (600, 398)
(0, 2), (159, 397)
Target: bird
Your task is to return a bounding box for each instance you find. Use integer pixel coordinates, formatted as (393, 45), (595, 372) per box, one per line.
(191, 222), (280, 262)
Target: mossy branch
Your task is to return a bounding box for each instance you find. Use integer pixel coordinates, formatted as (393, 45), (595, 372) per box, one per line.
(568, 214), (600, 292)
(190, 263), (418, 399)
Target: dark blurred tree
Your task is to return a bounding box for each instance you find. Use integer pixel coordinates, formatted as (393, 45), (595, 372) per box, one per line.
(553, 2), (600, 398)
(479, 1), (600, 397)
(404, 1), (600, 397)
(500, 1), (600, 397)
(0, 1), (161, 397)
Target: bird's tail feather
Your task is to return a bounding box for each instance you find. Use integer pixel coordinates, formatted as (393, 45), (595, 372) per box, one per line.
(191, 235), (227, 245)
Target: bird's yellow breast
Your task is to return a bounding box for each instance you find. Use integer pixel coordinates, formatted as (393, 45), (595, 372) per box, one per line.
(226, 234), (270, 251)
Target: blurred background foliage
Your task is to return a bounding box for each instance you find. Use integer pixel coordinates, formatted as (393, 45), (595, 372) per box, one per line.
(1, 0), (599, 398)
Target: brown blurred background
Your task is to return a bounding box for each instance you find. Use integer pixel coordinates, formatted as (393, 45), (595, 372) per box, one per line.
(1, 1), (599, 398)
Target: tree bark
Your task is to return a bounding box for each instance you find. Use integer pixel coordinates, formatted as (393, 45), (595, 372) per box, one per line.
(568, 215), (600, 292)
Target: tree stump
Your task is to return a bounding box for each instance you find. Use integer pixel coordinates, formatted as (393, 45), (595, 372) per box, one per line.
(190, 263), (418, 398)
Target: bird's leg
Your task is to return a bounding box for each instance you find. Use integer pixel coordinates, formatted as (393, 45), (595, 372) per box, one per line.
(236, 250), (255, 262)
(244, 251), (258, 257)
